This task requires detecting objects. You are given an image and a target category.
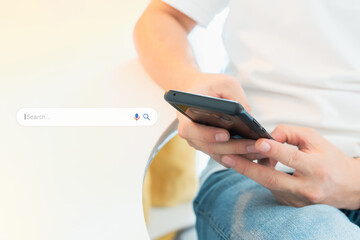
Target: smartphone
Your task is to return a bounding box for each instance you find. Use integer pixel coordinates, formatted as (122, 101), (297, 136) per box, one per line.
(164, 90), (273, 140)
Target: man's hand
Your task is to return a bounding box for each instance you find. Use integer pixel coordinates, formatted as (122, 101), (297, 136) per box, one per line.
(176, 73), (261, 166)
(221, 125), (360, 209)
(135, 1), (262, 166)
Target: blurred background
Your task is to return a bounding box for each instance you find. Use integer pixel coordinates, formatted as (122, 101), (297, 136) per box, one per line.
(0, 1), (227, 239)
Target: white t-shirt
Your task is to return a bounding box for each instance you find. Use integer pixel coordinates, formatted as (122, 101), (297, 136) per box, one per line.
(162, 0), (360, 176)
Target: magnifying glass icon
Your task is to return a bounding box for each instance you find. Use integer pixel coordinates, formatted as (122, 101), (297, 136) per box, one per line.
(143, 113), (150, 120)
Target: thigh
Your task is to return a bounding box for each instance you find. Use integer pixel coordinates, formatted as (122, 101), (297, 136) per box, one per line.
(193, 169), (360, 240)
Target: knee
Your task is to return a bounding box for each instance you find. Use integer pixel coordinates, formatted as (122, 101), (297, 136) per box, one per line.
(290, 204), (348, 226)
(193, 170), (246, 240)
(193, 170), (248, 215)
(269, 204), (356, 239)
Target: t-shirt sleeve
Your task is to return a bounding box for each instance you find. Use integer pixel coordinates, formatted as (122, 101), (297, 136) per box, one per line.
(162, 0), (229, 27)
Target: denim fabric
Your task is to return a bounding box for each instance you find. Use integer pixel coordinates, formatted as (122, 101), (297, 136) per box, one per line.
(193, 169), (360, 240)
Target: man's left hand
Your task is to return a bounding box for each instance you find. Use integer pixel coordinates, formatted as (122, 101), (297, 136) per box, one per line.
(221, 125), (360, 209)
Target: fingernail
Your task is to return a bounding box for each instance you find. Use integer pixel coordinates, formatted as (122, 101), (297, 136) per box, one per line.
(215, 133), (229, 142)
(246, 144), (256, 153)
(258, 141), (271, 153)
(222, 156), (235, 168)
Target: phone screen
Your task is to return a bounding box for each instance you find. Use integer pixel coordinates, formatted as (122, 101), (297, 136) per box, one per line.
(175, 104), (262, 140)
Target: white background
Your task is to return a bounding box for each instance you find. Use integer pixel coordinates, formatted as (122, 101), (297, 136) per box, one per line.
(0, 0), (227, 239)
(0, 1), (168, 239)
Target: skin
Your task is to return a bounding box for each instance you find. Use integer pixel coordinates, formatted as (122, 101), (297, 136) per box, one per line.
(134, 0), (252, 165)
(222, 125), (360, 209)
(134, 0), (360, 209)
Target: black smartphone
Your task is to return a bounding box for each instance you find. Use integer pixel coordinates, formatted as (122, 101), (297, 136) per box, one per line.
(164, 90), (273, 140)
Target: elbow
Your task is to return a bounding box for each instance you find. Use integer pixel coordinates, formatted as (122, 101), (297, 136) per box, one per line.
(133, 14), (144, 50)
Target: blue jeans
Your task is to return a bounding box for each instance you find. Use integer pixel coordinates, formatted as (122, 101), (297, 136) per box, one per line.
(193, 169), (360, 240)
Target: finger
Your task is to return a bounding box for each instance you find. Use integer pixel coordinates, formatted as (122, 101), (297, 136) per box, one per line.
(186, 139), (233, 168)
(254, 138), (311, 173)
(214, 155), (231, 168)
(221, 154), (299, 191)
(189, 139), (265, 161)
(177, 113), (230, 143)
(271, 125), (324, 151)
(206, 153), (232, 168)
(189, 138), (257, 156)
(241, 153), (267, 160)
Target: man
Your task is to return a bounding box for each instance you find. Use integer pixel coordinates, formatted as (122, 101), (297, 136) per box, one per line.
(134, 0), (360, 239)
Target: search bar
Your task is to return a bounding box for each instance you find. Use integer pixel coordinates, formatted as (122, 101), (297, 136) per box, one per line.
(17, 108), (157, 126)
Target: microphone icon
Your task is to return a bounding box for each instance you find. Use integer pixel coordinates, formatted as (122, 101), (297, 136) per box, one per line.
(134, 113), (140, 121)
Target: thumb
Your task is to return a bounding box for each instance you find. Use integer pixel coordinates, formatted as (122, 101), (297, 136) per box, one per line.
(270, 125), (322, 151)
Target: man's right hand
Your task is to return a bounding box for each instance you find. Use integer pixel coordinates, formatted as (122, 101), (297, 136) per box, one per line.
(176, 73), (264, 166)
(135, 1), (268, 167)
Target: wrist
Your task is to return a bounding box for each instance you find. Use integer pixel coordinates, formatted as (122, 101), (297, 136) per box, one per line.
(183, 73), (237, 92)
(181, 71), (209, 91)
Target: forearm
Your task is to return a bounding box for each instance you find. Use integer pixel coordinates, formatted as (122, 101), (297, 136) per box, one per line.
(133, 1), (201, 91)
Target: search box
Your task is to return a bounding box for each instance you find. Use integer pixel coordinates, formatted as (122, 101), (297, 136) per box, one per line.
(17, 108), (157, 126)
